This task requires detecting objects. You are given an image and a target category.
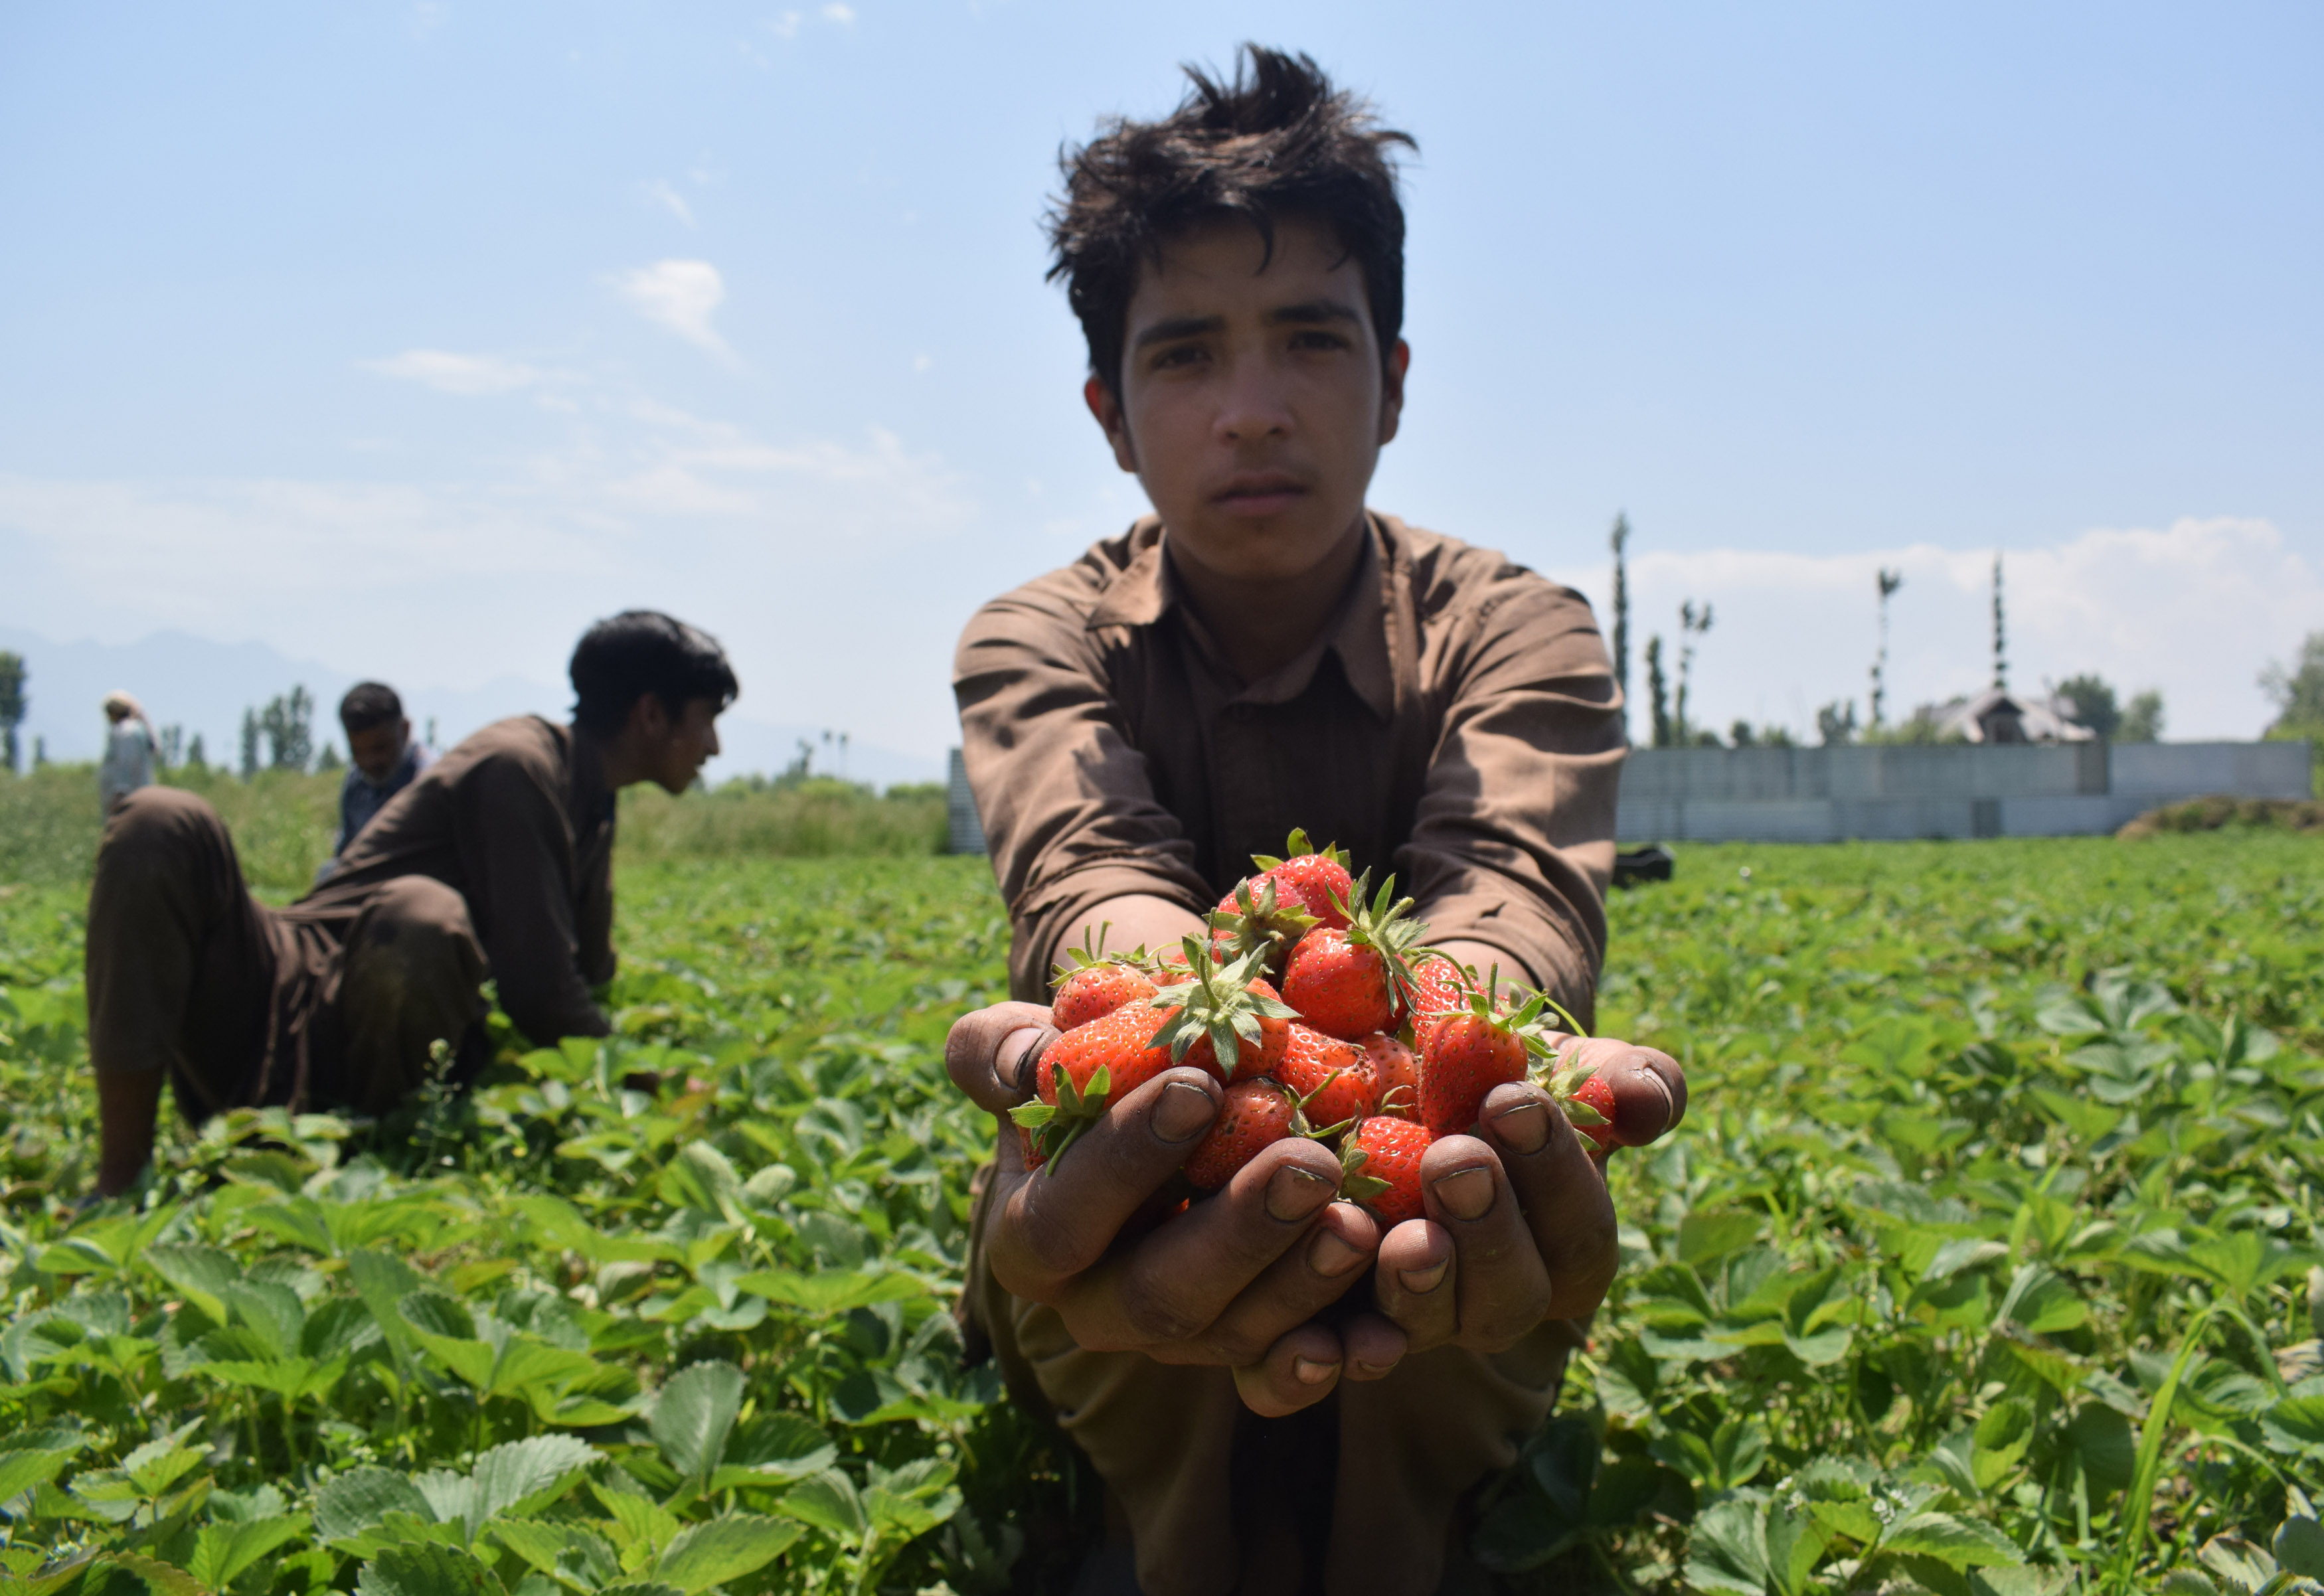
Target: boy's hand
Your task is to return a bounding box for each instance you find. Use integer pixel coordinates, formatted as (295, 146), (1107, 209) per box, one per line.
(947, 1003), (1408, 1417)
(1371, 1040), (1685, 1354)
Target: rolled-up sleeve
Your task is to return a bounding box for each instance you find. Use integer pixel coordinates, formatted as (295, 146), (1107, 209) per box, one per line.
(955, 586), (1212, 1000)
(1396, 574), (1625, 1026)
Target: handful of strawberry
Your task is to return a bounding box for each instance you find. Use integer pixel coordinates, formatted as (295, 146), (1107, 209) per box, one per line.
(1011, 831), (1618, 1226)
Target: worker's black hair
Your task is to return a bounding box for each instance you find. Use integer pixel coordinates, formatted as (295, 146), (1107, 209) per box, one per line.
(568, 611), (739, 734)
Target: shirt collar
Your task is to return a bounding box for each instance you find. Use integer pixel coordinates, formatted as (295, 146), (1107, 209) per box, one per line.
(1084, 514), (1396, 722)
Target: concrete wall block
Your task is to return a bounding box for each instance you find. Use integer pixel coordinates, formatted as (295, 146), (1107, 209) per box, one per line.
(2001, 795), (2120, 837)
(2110, 741), (2313, 799)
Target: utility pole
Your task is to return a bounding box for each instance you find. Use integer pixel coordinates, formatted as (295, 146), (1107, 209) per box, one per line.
(1991, 553), (2007, 692)
(1870, 568), (1903, 728)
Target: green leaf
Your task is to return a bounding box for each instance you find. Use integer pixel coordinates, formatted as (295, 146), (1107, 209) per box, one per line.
(0, 1450), (70, 1503)
(649, 1362), (744, 1484)
(356, 1541), (505, 1596)
(349, 1251), (426, 1371)
(1973, 1397), (2035, 1488)
(1676, 1211), (1760, 1267)
(185, 1514), (309, 1589)
(143, 1246), (240, 1325)
(2276, 1516), (2324, 1579)
(1922, 1238), (2010, 1283)
(651, 1517), (801, 1593)
(1882, 1510), (2027, 1568)
(2066, 1403), (2137, 1496)
(103, 1552), (202, 1596)
(1682, 1496), (1770, 1594)
(734, 1270), (922, 1315)
(779, 1471), (866, 1547)
(120, 1438), (207, 1498)
(316, 1469), (438, 1544)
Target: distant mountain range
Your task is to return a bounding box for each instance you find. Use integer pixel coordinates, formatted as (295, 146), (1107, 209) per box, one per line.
(0, 627), (943, 790)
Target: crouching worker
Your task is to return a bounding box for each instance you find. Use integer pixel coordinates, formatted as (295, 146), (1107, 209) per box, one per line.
(942, 51), (1685, 1595)
(84, 609), (736, 1198)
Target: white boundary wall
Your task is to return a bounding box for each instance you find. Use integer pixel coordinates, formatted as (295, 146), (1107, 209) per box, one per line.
(1616, 741), (2313, 844)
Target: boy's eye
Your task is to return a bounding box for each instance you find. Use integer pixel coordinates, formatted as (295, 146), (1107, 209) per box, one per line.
(1150, 343), (1204, 369)
(1288, 329), (1350, 352)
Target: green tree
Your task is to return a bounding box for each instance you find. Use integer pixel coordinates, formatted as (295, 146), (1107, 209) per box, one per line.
(2260, 631), (2324, 733)
(2056, 673), (2121, 738)
(1645, 635), (1671, 749)
(1608, 512), (1631, 737)
(1816, 700), (1859, 746)
(240, 708), (261, 778)
(260, 686), (315, 771)
(0, 649), (24, 773)
(2119, 690), (2164, 743)
(187, 732), (208, 771)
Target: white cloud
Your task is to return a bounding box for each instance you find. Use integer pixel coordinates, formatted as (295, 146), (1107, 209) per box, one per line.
(768, 11), (801, 38)
(821, 3), (855, 22)
(363, 349), (542, 395)
(1542, 517), (2322, 742)
(644, 179), (695, 227)
(612, 259), (732, 359)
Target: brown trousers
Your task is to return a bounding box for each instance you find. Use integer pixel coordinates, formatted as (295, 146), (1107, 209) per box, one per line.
(965, 1167), (1580, 1596)
(85, 787), (487, 1119)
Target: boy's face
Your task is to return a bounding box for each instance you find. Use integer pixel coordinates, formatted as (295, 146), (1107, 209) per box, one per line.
(1087, 214), (1407, 584)
(346, 717), (410, 783)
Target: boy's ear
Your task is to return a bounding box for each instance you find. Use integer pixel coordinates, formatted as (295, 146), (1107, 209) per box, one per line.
(1084, 376), (1139, 473)
(1377, 339), (1410, 447)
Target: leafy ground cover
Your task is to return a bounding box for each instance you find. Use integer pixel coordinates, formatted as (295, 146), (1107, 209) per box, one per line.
(3, 831), (2321, 1594)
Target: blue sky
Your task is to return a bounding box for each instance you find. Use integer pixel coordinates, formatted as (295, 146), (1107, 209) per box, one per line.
(3, 1), (2317, 765)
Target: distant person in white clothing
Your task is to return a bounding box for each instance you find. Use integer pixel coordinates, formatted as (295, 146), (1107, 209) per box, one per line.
(315, 682), (432, 884)
(98, 692), (156, 814)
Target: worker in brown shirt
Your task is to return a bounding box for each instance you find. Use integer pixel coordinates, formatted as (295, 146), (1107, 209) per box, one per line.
(83, 610), (736, 1198)
(942, 50), (1687, 1596)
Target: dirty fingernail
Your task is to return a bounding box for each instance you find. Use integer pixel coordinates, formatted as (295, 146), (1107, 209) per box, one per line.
(1307, 1229), (1368, 1277)
(1293, 1356), (1339, 1386)
(1627, 1066), (1677, 1140)
(1398, 1258), (1450, 1295)
(1491, 1098), (1550, 1153)
(997, 1028), (1046, 1094)
(1152, 1081), (1218, 1143)
(1432, 1166), (1496, 1222)
(1267, 1164), (1335, 1222)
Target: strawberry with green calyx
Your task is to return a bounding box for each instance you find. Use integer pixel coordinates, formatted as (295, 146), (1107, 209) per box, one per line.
(1280, 871), (1435, 1041)
(1405, 953), (1479, 1054)
(1529, 1027), (1616, 1151)
(1182, 1071), (1355, 1192)
(1274, 1022), (1376, 1129)
(1207, 875), (1320, 977)
(1149, 937), (1299, 1081)
(1050, 926), (1162, 1031)
(1248, 829), (1356, 931)
(1338, 1115), (1434, 1226)
(1416, 978), (1556, 1135)
(1010, 1000), (1179, 1172)
(1357, 1032), (1420, 1121)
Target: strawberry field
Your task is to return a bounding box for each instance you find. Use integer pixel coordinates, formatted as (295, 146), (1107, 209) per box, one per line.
(2, 830), (2322, 1594)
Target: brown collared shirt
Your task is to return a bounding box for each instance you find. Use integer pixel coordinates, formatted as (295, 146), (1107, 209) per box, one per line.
(954, 514), (1626, 1018)
(290, 715), (617, 1044)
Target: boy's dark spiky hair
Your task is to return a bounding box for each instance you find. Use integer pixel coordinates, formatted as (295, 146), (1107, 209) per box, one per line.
(1046, 45), (1416, 396)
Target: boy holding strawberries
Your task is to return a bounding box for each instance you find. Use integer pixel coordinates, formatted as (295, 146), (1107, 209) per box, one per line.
(944, 48), (1686, 1595)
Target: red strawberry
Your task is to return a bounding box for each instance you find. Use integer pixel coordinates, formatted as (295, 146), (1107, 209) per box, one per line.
(1418, 997), (1533, 1135)
(1358, 1032), (1420, 1120)
(1150, 939), (1298, 1080)
(1052, 961), (1158, 1032)
(1010, 1001), (1178, 1169)
(1274, 1023), (1374, 1129)
(1405, 954), (1478, 1055)
(1208, 876), (1319, 977)
(1568, 1070), (1617, 1151)
(1183, 1078), (1297, 1190)
(1339, 1117), (1433, 1226)
(1250, 829), (1356, 933)
(1280, 874), (1431, 1041)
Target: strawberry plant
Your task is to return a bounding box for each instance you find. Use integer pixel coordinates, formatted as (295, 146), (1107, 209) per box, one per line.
(2, 827), (2320, 1595)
